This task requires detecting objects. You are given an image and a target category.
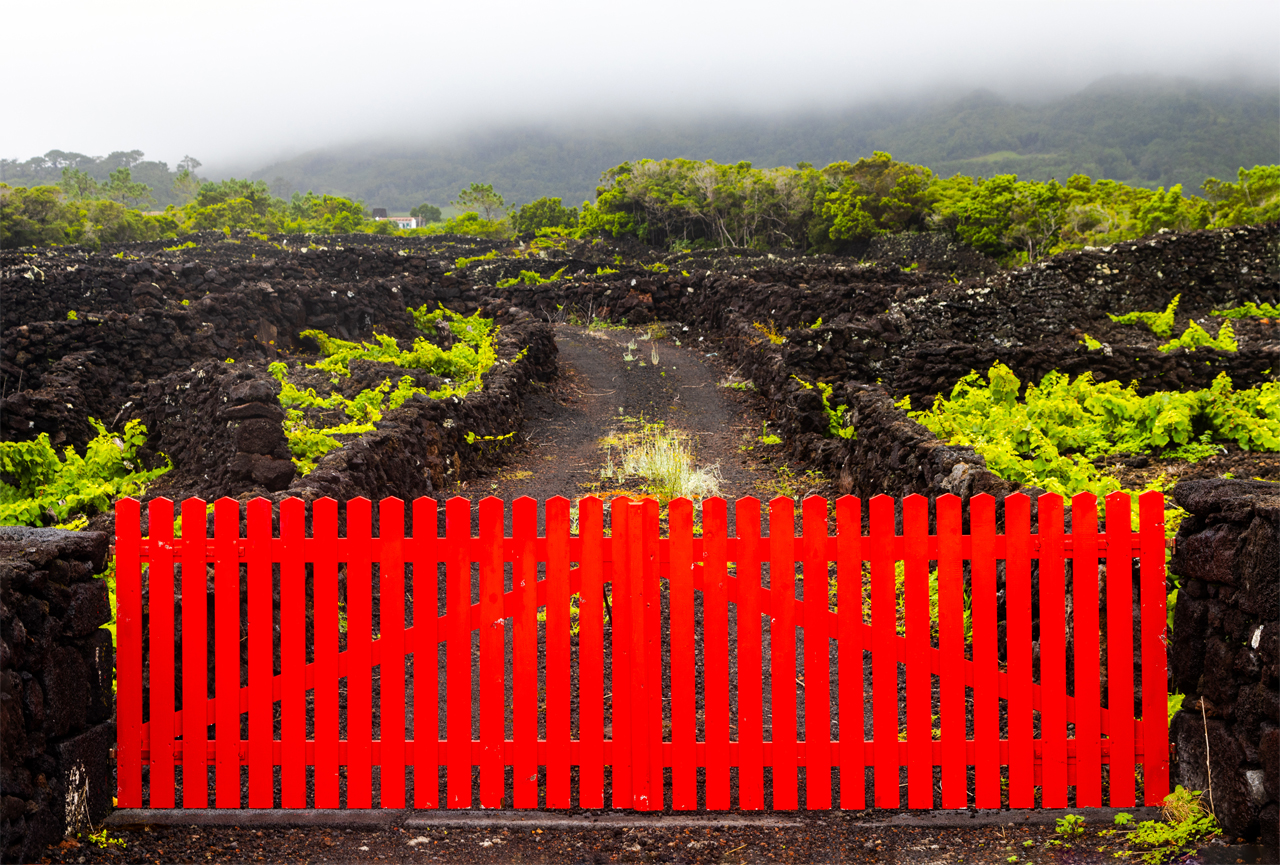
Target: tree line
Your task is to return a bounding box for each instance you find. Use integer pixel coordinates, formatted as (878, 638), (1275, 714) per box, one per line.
(3, 156), (1276, 262)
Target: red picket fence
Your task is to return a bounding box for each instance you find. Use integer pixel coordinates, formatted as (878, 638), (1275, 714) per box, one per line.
(114, 491), (1170, 811)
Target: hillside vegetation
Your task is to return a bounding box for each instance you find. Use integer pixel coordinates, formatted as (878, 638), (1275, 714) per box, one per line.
(3, 153), (1276, 266)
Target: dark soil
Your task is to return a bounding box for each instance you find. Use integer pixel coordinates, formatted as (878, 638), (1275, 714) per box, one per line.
(38, 820), (1272, 864)
(455, 323), (801, 513)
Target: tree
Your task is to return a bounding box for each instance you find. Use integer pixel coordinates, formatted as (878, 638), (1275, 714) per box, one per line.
(59, 167), (101, 201)
(410, 202), (442, 223)
(102, 167), (155, 209)
(171, 169), (200, 205)
(452, 183), (507, 221)
(511, 197), (577, 234)
(194, 178), (274, 215)
(818, 152), (935, 243)
(0, 185), (83, 247)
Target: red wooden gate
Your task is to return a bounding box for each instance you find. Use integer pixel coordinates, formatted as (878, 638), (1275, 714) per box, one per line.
(114, 491), (1170, 810)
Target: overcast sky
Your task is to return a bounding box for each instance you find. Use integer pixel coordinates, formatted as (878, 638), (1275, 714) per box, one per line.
(3, 0), (1276, 172)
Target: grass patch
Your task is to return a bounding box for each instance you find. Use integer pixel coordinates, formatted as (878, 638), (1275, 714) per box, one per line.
(599, 420), (721, 502)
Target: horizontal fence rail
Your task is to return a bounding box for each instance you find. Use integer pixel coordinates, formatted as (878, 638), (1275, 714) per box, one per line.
(114, 491), (1170, 811)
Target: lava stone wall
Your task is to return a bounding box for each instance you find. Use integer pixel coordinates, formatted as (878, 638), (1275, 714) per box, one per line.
(0, 529), (115, 863)
(2, 243), (495, 452)
(481, 223), (1279, 405)
(1169, 478), (1279, 847)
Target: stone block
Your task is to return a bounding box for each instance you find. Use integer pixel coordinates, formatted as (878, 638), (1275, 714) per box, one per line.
(1260, 727), (1278, 801)
(0, 528), (108, 572)
(1173, 522), (1242, 587)
(61, 579), (110, 637)
(39, 646), (88, 739)
(55, 721), (114, 828)
(79, 629), (114, 724)
(234, 417), (286, 455)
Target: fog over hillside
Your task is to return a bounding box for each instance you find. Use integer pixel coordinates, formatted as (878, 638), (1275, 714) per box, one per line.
(236, 76), (1279, 212)
(2, 0), (1276, 168)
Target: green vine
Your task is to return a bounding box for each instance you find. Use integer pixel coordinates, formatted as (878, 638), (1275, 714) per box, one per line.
(1109, 294), (1180, 337)
(792, 376), (856, 439)
(908, 363), (1280, 498)
(1211, 301), (1280, 319)
(0, 418), (170, 527)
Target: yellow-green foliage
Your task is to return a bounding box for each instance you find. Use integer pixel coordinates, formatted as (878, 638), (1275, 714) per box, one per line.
(270, 364), (432, 475)
(911, 363), (1280, 497)
(753, 320), (786, 345)
(275, 305), (514, 474)
(454, 250), (500, 269)
(303, 304), (498, 395)
(1109, 294), (1180, 337)
(0, 418), (170, 527)
(496, 267), (566, 288)
(1104, 787), (1219, 863)
(1157, 319), (1237, 353)
(1211, 301), (1280, 319)
(792, 376), (856, 439)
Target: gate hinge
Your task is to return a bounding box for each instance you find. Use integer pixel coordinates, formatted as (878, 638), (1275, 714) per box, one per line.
(1169, 742), (1177, 763)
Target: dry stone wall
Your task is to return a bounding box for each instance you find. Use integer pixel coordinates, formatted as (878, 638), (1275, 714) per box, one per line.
(0, 529), (114, 863)
(1169, 478), (1279, 848)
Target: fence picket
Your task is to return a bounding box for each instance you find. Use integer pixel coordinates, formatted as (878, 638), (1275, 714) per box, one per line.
(577, 497), (605, 808)
(213, 498), (241, 808)
(1037, 494), (1068, 807)
(736, 497), (766, 811)
(379, 497), (407, 809)
(313, 498), (340, 808)
(1105, 492), (1136, 807)
(1139, 490), (1170, 805)
(246, 498), (273, 807)
(802, 496), (832, 810)
(1005, 494), (1034, 808)
(180, 497), (208, 809)
(668, 498), (697, 810)
(279, 498), (306, 807)
(703, 497), (731, 810)
(610, 498), (633, 809)
(626, 501), (653, 810)
(147, 498), (175, 808)
(835, 495), (864, 810)
(477, 497), (504, 808)
(643, 499), (665, 810)
(935, 494), (965, 808)
(347, 498), (373, 808)
(870, 495), (898, 808)
(545, 496), (572, 808)
(769, 497), (798, 809)
(115, 498), (142, 808)
(445, 496), (472, 808)
(513, 496), (539, 808)
(970, 494), (1000, 808)
(1073, 493), (1102, 807)
(411, 497), (439, 808)
(903, 495), (931, 808)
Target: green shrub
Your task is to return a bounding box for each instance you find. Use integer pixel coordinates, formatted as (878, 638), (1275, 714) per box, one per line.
(1211, 301), (1280, 319)
(1110, 294), (1180, 337)
(909, 363), (1280, 497)
(1157, 319), (1236, 353)
(0, 419), (170, 527)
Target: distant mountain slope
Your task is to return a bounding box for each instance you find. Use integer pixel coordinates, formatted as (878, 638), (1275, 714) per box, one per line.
(247, 76), (1277, 212)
